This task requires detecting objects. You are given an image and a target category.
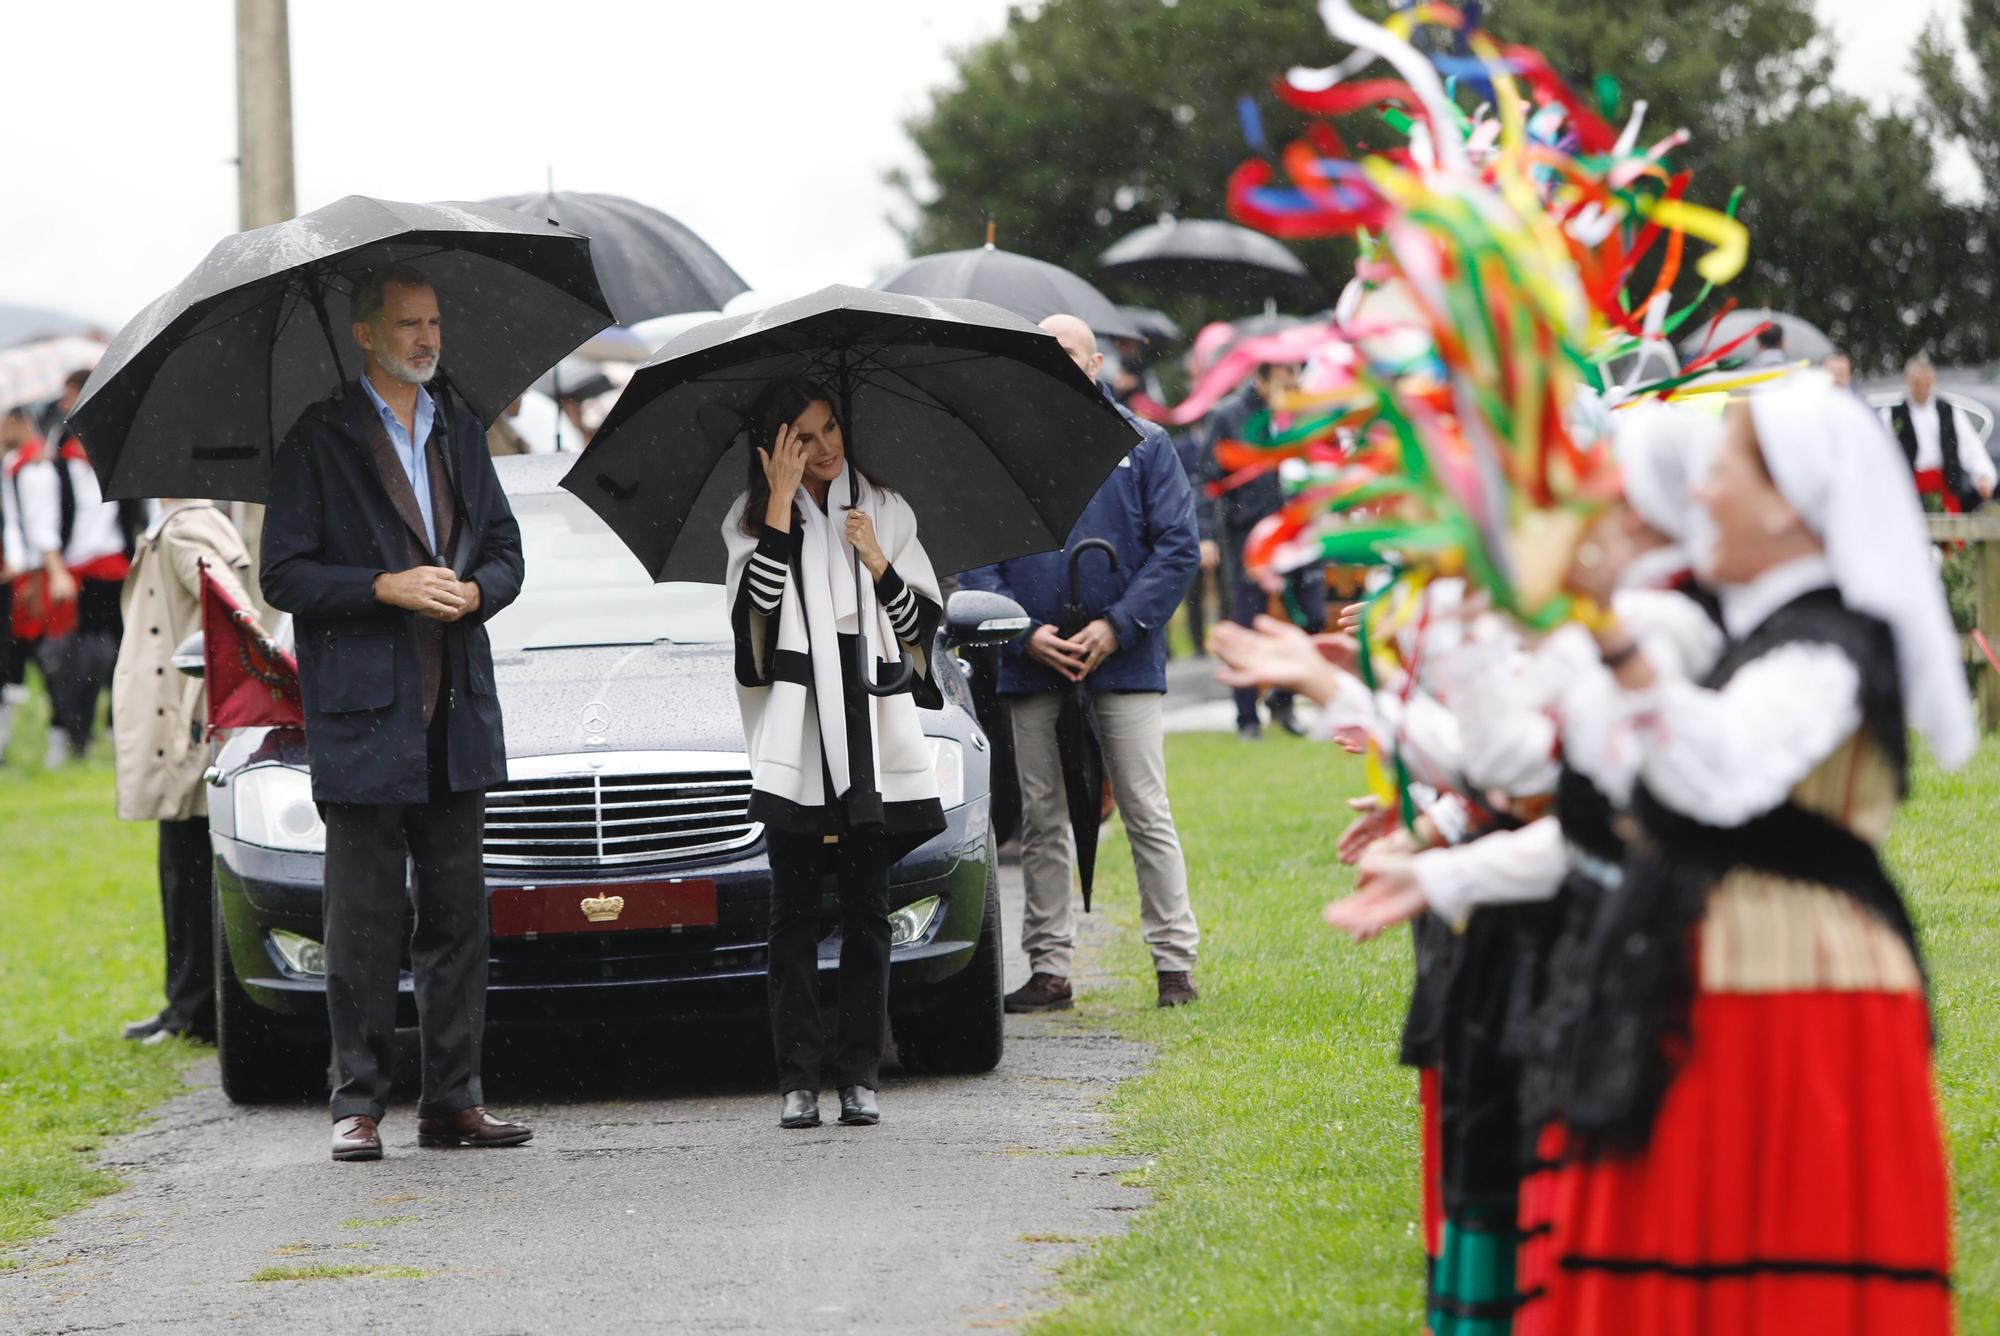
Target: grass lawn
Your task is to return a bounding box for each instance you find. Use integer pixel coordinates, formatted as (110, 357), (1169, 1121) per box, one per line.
(0, 681), (199, 1257)
(1034, 733), (2000, 1334)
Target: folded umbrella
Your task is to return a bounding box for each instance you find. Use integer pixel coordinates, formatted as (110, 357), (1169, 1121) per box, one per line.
(560, 284), (1140, 586)
(1059, 537), (1119, 911)
(66, 195), (612, 501)
(876, 244), (1143, 342)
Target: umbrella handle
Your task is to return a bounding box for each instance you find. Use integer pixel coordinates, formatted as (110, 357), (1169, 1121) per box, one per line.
(855, 549), (918, 697)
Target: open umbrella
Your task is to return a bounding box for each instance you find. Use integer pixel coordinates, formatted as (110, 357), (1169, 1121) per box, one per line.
(487, 190), (749, 326)
(560, 284), (1140, 586)
(875, 240), (1143, 342)
(1060, 537), (1119, 911)
(66, 195), (612, 501)
(1676, 308), (1834, 365)
(0, 336), (104, 414)
(1118, 306), (1184, 349)
(1098, 217), (1313, 305)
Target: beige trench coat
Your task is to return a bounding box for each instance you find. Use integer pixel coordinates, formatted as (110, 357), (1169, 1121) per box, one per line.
(113, 503), (254, 821)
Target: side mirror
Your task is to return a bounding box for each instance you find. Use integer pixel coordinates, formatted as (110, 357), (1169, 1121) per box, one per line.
(944, 590), (1031, 647)
(172, 631), (205, 680)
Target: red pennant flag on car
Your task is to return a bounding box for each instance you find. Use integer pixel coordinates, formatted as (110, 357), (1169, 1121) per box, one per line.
(199, 559), (304, 734)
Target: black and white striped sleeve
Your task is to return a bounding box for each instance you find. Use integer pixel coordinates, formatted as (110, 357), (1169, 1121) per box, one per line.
(874, 567), (926, 645)
(745, 526), (790, 614)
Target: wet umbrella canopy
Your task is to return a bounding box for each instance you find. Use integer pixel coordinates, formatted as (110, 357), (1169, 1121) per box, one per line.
(1677, 308), (1835, 365)
(1098, 218), (1313, 305)
(875, 246), (1144, 342)
(486, 190), (749, 327)
(559, 284), (1140, 584)
(66, 195), (612, 501)
(1059, 538), (1119, 911)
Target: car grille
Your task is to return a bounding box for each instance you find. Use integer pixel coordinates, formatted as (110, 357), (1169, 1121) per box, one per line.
(483, 770), (761, 868)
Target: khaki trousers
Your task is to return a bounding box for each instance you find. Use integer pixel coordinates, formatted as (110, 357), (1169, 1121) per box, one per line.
(1009, 689), (1198, 976)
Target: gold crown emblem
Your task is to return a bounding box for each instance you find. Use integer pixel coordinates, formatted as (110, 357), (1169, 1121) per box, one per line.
(580, 893), (626, 923)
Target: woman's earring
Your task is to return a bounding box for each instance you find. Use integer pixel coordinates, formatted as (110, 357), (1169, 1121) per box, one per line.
(1575, 541), (1603, 569)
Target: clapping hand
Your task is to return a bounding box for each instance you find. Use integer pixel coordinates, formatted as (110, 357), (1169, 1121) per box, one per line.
(759, 423), (809, 530)
(1323, 831), (1427, 942)
(1336, 795), (1395, 865)
(1211, 614), (1340, 705)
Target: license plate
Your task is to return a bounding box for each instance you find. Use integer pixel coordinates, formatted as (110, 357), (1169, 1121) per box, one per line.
(488, 879), (719, 938)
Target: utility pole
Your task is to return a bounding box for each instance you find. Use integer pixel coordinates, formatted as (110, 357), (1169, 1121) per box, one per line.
(234, 0), (295, 617)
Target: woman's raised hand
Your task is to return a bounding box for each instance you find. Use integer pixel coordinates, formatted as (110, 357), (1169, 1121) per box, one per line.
(844, 508), (889, 578)
(759, 424), (809, 529)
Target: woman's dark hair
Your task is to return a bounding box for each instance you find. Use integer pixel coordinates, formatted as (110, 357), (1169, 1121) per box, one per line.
(738, 376), (884, 534)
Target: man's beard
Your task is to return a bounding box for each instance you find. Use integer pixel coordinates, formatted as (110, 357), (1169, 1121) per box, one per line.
(377, 345), (438, 386)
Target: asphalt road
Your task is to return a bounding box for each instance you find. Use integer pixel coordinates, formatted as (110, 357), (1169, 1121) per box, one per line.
(0, 867), (1151, 1335)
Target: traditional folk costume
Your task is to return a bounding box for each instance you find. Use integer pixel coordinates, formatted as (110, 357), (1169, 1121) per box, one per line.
(723, 463), (945, 1096)
(1884, 393), (1994, 515)
(1520, 382), (1970, 1336)
(1404, 404), (1723, 1335)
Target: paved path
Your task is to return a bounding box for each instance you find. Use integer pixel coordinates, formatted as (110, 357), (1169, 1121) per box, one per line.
(0, 869), (1150, 1335)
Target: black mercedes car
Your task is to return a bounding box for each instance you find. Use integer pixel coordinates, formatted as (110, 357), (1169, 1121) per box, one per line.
(201, 454), (1029, 1102)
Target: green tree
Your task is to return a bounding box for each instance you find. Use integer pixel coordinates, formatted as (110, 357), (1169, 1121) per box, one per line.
(896, 0), (1985, 372)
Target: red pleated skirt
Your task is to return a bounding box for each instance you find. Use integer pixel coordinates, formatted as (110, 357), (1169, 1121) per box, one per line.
(1516, 987), (1953, 1336)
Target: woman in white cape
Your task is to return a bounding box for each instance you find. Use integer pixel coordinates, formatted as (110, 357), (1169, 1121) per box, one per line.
(723, 377), (946, 1132)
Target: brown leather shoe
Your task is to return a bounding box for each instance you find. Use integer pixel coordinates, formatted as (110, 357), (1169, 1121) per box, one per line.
(331, 1114), (383, 1162)
(416, 1105), (534, 1149)
(1004, 971), (1074, 1013)
(1157, 970), (1199, 1007)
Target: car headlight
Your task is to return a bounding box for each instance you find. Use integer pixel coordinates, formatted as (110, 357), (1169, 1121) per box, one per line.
(233, 765), (325, 853)
(930, 738), (965, 810)
(889, 896), (943, 948)
(268, 929), (327, 976)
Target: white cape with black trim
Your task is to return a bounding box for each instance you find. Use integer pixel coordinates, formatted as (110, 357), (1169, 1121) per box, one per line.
(722, 477), (944, 822)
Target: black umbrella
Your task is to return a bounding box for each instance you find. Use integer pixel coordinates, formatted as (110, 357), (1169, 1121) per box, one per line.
(67, 195), (612, 502)
(487, 190), (749, 327)
(876, 244), (1144, 342)
(1119, 305), (1185, 348)
(1098, 218), (1313, 304)
(1060, 537), (1119, 911)
(559, 284), (1140, 587)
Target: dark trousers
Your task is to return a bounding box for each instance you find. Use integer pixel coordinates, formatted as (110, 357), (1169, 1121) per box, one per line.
(41, 578), (121, 748)
(765, 827), (894, 1094)
(157, 817), (216, 1037)
(1181, 563), (1216, 657)
(320, 723), (488, 1122)
(1228, 553), (1328, 726)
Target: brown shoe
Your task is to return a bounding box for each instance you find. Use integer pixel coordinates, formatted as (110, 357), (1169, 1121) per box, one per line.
(1004, 972), (1074, 1013)
(1157, 971), (1198, 1007)
(416, 1105), (534, 1149)
(331, 1114), (383, 1162)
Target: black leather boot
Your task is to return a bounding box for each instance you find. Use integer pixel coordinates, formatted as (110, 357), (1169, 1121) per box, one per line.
(780, 1089), (821, 1129)
(837, 1086), (880, 1126)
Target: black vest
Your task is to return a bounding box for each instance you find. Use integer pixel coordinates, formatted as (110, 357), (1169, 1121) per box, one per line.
(1890, 398), (1974, 509)
(1560, 588), (1921, 1154)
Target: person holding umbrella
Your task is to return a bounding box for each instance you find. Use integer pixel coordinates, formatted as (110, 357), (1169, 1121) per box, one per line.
(723, 376), (947, 1131)
(961, 315), (1203, 1012)
(261, 265), (533, 1162)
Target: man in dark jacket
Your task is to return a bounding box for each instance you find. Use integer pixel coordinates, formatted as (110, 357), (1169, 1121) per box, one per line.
(261, 265), (531, 1163)
(960, 315), (1202, 1011)
(1199, 362), (1324, 738)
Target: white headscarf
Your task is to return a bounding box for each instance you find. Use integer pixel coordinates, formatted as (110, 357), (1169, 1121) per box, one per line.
(1748, 375), (1976, 769)
(1613, 400), (1718, 548)
(1609, 400), (1720, 591)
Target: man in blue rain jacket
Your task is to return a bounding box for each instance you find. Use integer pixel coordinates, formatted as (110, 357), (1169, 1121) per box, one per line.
(959, 314), (1203, 1013)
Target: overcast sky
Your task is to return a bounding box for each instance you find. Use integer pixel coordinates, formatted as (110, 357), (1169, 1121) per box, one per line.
(0, 0), (1965, 332)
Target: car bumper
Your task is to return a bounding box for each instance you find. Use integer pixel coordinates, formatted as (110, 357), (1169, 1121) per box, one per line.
(213, 803), (992, 1025)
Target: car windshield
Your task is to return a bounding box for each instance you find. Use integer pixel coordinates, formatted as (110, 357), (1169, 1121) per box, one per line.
(484, 490), (730, 653)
